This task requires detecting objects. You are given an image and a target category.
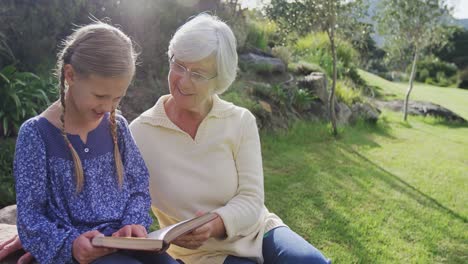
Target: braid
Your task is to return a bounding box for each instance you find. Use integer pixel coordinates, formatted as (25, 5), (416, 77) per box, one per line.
(110, 109), (124, 188)
(59, 64), (84, 193)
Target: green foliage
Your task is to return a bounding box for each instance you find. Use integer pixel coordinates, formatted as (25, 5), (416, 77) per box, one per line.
(335, 81), (363, 106)
(244, 19), (278, 51)
(247, 63), (273, 76)
(412, 56), (458, 87)
(291, 88), (317, 111)
(459, 68), (468, 89)
(434, 27), (468, 70)
(271, 46), (292, 66)
(262, 110), (467, 262)
(0, 65), (55, 137)
(288, 61), (325, 75)
(0, 32), (15, 67)
(292, 32), (364, 85)
(376, 0), (453, 71)
(221, 91), (262, 114)
(0, 138), (16, 207)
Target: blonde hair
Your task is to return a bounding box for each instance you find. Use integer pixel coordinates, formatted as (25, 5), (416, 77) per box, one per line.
(56, 22), (136, 193)
(168, 13), (238, 94)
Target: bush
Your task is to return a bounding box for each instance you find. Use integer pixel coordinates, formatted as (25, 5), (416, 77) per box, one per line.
(335, 81), (363, 106)
(413, 56), (458, 87)
(0, 65), (56, 137)
(291, 88), (317, 112)
(0, 138), (16, 207)
(459, 68), (468, 89)
(291, 32), (364, 85)
(244, 19), (278, 51)
(288, 61), (325, 75)
(271, 46), (292, 66)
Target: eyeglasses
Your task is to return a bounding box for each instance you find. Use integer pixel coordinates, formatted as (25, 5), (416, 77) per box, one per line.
(169, 55), (217, 84)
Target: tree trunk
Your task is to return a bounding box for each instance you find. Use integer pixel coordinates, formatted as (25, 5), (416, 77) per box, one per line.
(328, 24), (338, 136)
(404, 50), (418, 121)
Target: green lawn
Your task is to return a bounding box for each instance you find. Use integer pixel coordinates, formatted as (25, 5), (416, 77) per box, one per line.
(261, 72), (468, 263)
(359, 69), (468, 120)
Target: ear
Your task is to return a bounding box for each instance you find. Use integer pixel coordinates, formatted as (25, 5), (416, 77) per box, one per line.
(63, 64), (76, 87)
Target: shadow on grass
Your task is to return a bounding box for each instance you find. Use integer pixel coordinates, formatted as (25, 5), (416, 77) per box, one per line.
(262, 120), (466, 263)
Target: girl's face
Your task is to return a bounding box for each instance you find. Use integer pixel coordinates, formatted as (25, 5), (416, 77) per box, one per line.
(64, 65), (132, 122)
(168, 55), (217, 112)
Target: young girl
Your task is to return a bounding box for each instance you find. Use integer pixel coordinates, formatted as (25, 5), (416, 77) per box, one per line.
(11, 22), (178, 264)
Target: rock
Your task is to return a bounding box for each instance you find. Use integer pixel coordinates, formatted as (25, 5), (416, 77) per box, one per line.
(239, 53), (286, 73)
(374, 100), (466, 123)
(351, 102), (381, 123)
(0, 205), (16, 225)
(336, 102), (353, 125)
(297, 72), (330, 104)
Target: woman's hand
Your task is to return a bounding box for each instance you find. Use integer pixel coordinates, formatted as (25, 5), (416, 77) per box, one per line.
(112, 224), (147, 238)
(0, 235), (34, 264)
(173, 213), (225, 250)
(72, 230), (116, 264)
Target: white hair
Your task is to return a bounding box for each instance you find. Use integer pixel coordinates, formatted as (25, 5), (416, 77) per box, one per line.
(168, 13), (238, 94)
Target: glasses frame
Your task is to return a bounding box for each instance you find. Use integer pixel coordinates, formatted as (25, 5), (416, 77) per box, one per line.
(169, 55), (217, 83)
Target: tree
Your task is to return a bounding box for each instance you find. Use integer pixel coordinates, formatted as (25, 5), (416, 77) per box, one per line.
(376, 0), (453, 121)
(265, 0), (367, 136)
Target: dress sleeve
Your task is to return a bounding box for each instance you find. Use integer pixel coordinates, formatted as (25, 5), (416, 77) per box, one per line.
(117, 116), (153, 229)
(14, 119), (80, 264)
(214, 110), (265, 239)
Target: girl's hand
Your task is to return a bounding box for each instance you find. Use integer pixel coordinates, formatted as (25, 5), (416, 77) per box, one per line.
(112, 224), (147, 238)
(0, 235), (34, 264)
(72, 230), (116, 264)
(173, 213), (225, 250)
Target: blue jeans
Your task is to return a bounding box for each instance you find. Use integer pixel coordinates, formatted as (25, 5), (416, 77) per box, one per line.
(224, 227), (331, 264)
(91, 250), (180, 264)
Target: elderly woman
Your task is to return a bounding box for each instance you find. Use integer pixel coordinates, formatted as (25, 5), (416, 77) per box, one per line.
(0, 14), (330, 264)
(129, 14), (330, 264)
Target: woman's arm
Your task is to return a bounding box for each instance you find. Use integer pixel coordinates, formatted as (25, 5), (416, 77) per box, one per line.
(213, 110), (265, 239)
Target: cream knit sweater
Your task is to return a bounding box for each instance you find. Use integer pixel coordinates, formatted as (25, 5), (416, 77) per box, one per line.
(129, 94), (284, 264)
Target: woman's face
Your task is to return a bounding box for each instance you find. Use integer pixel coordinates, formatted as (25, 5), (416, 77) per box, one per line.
(168, 55), (218, 112)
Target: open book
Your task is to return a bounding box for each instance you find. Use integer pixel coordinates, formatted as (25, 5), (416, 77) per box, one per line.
(92, 212), (218, 252)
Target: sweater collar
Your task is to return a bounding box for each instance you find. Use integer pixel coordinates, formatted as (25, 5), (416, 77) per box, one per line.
(138, 94), (236, 128)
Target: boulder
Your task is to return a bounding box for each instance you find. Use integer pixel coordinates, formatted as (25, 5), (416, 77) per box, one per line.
(351, 102), (381, 123)
(336, 102), (353, 125)
(297, 72), (330, 104)
(374, 100), (466, 123)
(239, 53), (286, 73)
(0, 205), (16, 225)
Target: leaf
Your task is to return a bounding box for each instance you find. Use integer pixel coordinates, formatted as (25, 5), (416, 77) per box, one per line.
(0, 72), (10, 84)
(2, 117), (8, 136)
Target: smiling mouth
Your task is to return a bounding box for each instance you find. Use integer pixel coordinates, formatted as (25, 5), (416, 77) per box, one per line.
(93, 111), (104, 117)
(177, 85), (195, 96)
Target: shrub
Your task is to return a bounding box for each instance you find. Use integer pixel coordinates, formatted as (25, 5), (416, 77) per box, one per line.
(0, 138), (16, 207)
(335, 81), (363, 106)
(459, 68), (468, 89)
(271, 46), (292, 66)
(0, 65), (55, 137)
(288, 61), (325, 75)
(291, 32), (364, 85)
(291, 88), (317, 112)
(413, 56), (458, 87)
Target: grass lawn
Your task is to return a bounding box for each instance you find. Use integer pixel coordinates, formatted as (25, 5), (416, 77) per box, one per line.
(261, 112), (467, 263)
(261, 71), (467, 263)
(358, 69), (468, 120)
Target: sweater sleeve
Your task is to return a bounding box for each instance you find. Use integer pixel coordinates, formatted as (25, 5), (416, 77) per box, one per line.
(214, 111), (265, 239)
(14, 119), (80, 264)
(117, 116), (153, 229)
